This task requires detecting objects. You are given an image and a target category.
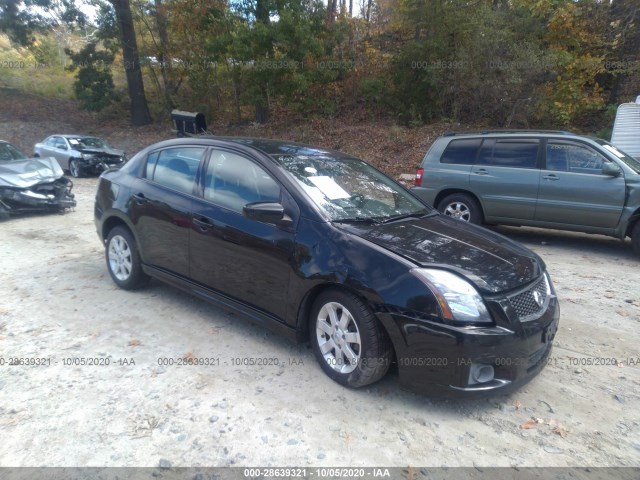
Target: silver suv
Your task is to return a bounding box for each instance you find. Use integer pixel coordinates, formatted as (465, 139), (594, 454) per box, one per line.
(411, 131), (640, 255)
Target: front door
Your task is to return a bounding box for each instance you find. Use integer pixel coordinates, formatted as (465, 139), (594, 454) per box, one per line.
(189, 149), (296, 321)
(534, 140), (625, 229)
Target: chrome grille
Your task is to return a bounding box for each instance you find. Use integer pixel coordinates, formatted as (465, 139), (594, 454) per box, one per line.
(508, 275), (549, 321)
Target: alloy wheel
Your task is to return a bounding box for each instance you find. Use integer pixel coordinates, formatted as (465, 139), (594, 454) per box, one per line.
(315, 302), (362, 374)
(108, 235), (133, 281)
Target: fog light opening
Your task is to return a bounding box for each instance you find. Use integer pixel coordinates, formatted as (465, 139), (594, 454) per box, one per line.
(469, 363), (494, 384)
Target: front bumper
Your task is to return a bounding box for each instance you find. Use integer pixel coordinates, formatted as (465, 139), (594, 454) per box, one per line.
(377, 294), (560, 397)
(80, 158), (125, 175)
(0, 179), (76, 214)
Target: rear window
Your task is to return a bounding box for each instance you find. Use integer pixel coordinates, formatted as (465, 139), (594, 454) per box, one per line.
(440, 139), (482, 164)
(145, 147), (204, 194)
(478, 139), (539, 169)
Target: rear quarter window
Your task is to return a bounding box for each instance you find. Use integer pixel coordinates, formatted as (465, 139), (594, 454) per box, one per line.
(440, 139), (482, 164)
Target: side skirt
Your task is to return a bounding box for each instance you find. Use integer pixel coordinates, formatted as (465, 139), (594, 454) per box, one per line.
(142, 265), (300, 343)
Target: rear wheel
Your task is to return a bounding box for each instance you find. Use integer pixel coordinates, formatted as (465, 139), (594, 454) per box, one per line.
(105, 226), (150, 290)
(69, 159), (82, 178)
(310, 289), (392, 388)
(632, 221), (640, 256)
(438, 193), (482, 224)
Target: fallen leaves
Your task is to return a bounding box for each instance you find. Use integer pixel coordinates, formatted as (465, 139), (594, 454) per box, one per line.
(183, 351), (196, 361)
(128, 339), (141, 346)
(520, 416), (569, 438)
(552, 425), (569, 438)
(520, 417), (543, 429)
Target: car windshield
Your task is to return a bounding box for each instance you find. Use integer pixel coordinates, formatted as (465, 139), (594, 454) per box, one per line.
(273, 153), (429, 221)
(0, 142), (27, 161)
(594, 139), (640, 173)
(68, 137), (109, 149)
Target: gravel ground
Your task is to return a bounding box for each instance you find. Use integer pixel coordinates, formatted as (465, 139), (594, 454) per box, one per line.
(0, 89), (639, 469)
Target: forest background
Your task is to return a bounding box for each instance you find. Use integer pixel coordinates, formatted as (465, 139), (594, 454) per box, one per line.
(1, 0), (639, 148)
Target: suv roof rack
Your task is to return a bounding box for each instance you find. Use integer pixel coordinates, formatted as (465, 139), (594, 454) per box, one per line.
(441, 129), (576, 137)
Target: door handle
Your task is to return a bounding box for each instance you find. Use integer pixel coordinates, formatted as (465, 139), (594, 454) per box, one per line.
(192, 216), (213, 231)
(473, 168), (488, 175)
(542, 174), (559, 181)
(132, 193), (148, 204)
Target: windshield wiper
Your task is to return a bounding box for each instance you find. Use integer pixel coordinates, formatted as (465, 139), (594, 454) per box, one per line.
(379, 210), (434, 224)
(332, 217), (383, 225)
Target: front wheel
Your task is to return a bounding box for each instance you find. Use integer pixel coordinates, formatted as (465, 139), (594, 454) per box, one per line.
(69, 159), (82, 178)
(437, 193), (482, 224)
(310, 289), (392, 388)
(105, 226), (150, 290)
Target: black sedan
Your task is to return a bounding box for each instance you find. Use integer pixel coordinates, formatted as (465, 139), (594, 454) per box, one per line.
(94, 137), (559, 396)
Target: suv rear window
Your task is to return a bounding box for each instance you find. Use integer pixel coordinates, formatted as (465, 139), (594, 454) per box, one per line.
(478, 139), (539, 169)
(440, 139), (482, 164)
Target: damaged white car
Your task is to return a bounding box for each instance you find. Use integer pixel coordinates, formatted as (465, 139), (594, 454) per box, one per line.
(0, 140), (76, 219)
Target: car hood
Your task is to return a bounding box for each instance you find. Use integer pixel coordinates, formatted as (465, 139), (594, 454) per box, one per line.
(0, 157), (65, 188)
(77, 147), (124, 157)
(342, 214), (544, 293)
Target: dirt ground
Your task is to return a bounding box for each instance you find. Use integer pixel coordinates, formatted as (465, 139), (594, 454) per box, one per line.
(1, 90), (640, 469)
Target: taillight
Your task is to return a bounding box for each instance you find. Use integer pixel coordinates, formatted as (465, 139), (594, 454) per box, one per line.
(414, 167), (424, 187)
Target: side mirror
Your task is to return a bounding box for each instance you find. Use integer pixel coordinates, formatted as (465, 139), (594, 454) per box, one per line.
(243, 202), (292, 227)
(602, 162), (621, 177)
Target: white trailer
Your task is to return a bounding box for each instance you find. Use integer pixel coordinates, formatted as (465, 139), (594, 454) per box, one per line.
(611, 95), (640, 159)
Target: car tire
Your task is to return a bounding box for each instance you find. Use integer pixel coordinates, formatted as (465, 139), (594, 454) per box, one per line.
(69, 159), (82, 178)
(105, 226), (150, 290)
(632, 221), (640, 256)
(438, 193), (482, 224)
(310, 289), (392, 388)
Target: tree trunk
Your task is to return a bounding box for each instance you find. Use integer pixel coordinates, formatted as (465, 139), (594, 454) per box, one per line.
(327, 0), (337, 23)
(112, 0), (152, 126)
(153, 0), (175, 112)
(254, 0), (270, 123)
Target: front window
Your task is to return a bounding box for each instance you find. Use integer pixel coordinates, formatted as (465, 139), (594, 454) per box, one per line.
(0, 142), (26, 161)
(205, 150), (281, 212)
(593, 139), (640, 173)
(273, 153), (428, 221)
(68, 137), (109, 149)
(546, 141), (608, 174)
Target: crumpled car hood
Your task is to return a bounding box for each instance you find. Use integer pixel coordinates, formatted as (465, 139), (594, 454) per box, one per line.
(77, 147), (124, 157)
(344, 214), (544, 293)
(0, 157), (65, 188)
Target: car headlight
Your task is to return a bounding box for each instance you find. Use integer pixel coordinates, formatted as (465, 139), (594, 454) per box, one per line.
(411, 268), (492, 324)
(81, 153), (95, 161)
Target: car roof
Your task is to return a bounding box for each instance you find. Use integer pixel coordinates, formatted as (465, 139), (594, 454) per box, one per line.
(146, 136), (357, 160)
(440, 130), (578, 138)
(60, 134), (101, 139)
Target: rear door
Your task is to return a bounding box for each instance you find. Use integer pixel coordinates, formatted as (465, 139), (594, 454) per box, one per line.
(469, 138), (541, 221)
(534, 140), (625, 229)
(128, 146), (205, 277)
(189, 149), (296, 320)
